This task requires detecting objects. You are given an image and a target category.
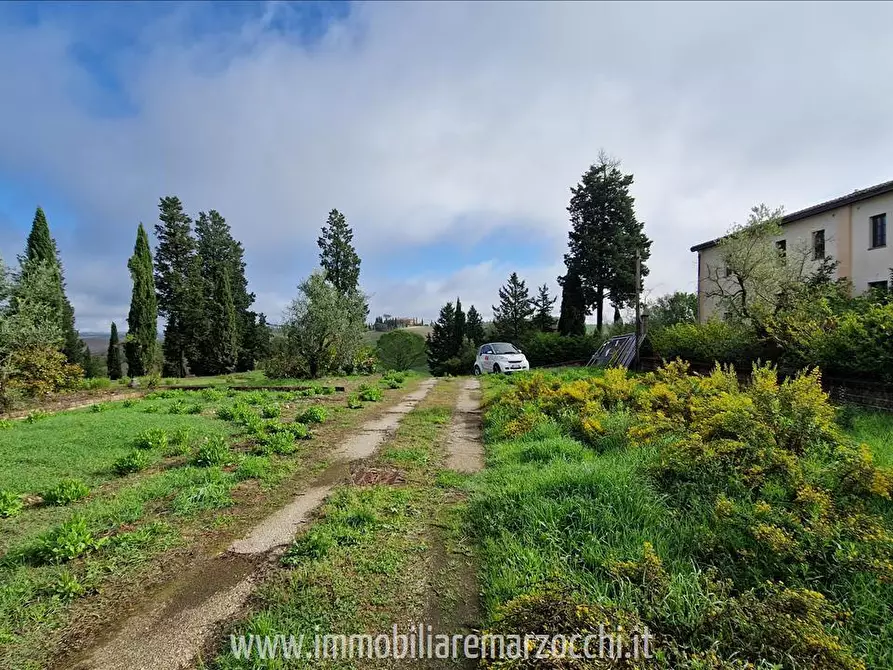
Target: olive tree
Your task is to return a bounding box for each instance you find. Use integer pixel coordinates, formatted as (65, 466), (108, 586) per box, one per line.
(282, 271), (366, 378)
(377, 329), (426, 371)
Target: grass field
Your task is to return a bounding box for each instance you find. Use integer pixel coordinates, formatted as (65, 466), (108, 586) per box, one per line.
(361, 325), (432, 346)
(0, 371), (422, 670)
(469, 366), (893, 669)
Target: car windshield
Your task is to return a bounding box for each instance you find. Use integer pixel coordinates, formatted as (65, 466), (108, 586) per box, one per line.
(490, 343), (519, 354)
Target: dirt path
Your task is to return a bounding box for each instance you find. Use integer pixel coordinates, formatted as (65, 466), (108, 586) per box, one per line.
(65, 379), (438, 670)
(445, 378), (484, 473)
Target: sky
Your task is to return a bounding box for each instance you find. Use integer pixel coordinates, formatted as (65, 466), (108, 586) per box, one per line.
(1, 1), (892, 333)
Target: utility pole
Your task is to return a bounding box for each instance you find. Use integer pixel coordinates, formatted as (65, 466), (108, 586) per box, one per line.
(633, 248), (641, 371)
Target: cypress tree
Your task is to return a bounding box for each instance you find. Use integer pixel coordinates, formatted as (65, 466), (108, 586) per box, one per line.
(154, 196), (197, 377)
(426, 301), (458, 376)
(206, 265), (239, 374)
(107, 322), (122, 379)
(124, 224), (158, 377)
(318, 209), (362, 297)
(453, 297), (466, 353)
(532, 284), (557, 332)
(192, 210), (255, 374)
(491, 272), (534, 343)
(18, 207), (81, 362)
(557, 269), (586, 336)
(465, 305), (485, 345)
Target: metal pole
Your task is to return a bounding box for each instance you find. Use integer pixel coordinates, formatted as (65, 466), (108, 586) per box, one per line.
(634, 248), (641, 371)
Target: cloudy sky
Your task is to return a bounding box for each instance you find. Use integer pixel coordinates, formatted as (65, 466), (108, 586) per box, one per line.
(1, 1), (891, 332)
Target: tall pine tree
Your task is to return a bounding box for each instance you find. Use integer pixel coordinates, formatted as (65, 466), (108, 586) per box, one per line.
(465, 305), (485, 345)
(107, 322), (122, 379)
(491, 272), (534, 343)
(557, 268), (586, 336)
(564, 152), (651, 329)
(531, 284), (557, 332)
(154, 196), (197, 377)
(124, 224), (158, 377)
(17, 207), (81, 362)
(318, 209), (362, 297)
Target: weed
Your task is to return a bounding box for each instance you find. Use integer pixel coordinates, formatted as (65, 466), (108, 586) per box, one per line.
(165, 427), (194, 457)
(25, 410), (49, 423)
(113, 450), (151, 475)
(47, 569), (86, 600)
(42, 479), (91, 505)
(358, 385), (383, 402)
(33, 515), (107, 564)
(133, 428), (168, 450)
(297, 406), (327, 424)
(191, 436), (232, 467)
(0, 490), (23, 517)
(253, 432), (298, 456)
(0, 419), (13, 429)
(235, 455), (271, 481)
(260, 404), (281, 419)
(346, 394), (362, 409)
(122, 399), (137, 408)
(90, 403), (107, 413)
(141, 404), (160, 414)
(172, 478), (232, 515)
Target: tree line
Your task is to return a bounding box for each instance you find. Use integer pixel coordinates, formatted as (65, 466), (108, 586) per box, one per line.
(115, 197), (270, 379)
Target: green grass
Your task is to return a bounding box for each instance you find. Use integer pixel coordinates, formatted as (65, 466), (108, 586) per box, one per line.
(0, 405), (234, 494)
(845, 408), (893, 467)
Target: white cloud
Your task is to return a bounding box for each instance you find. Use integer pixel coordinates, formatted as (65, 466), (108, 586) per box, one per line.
(0, 1), (892, 331)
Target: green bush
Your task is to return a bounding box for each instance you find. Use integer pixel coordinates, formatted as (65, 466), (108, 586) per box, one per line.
(346, 394), (362, 409)
(254, 431), (298, 456)
(42, 479), (91, 505)
(113, 450), (151, 475)
(814, 302), (893, 381)
(192, 436), (232, 467)
(34, 516), (107, 564)
(7, 346), (83, 398)
(297, 406), (327, 424)
(165, 427), (194, 456)
(518, 332), (605, 367)
(357, 385), (383, 402)
(649, 320), (764, 366)
(122, 398), (138, 408)
(260, 404), (281, 419)
(376, 330), (426, 371)
(0, 490), (24, 518)
(24, 410), (49, 423)
(79, 377), (112, 391)
(133, 428), (168, 450)
(0, 419), (14, 430)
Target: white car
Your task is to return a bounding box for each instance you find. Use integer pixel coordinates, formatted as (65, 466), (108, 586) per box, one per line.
(473, 342), (530, 375)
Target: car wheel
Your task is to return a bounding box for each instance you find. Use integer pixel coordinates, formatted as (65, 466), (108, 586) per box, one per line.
(492, 363), (501, 374)
(473, 365), (482, 376)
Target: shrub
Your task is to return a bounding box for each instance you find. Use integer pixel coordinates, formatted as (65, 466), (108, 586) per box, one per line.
(357, 385), (383, 402)
(0, 490), (24, 518)
(650, 320), (764, 367)
(133, 428), (168, 450)
(346, 394), (362, 409)
(376, 330), (426, 371)
(0, 419), (14, 430)
(297, 406), (327, 424)
(144, 373), (162, 389)
(33, 516), (107, 564)
(165, 427), (194, 456)
(122, 398), (137, 408)
(7, 346), (83, 398)
(260, 404), (281, 419)
(518, 332), (605, 367)
(192, 436), (232, 467)
(254, 431), (298, 456)
(80, 377), (112, 391)
(43, 479), (91, 505)
(24, 410), (50, 423)
(114, 450), (151, 475)
(91, 402), (108, 413)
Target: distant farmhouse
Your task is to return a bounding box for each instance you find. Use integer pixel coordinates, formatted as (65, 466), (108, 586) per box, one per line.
(691, 179), (891, 322)
(371, 315), (425, 332)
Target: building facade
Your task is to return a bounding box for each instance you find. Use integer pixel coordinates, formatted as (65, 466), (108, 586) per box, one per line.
(691, 179), (892, 322)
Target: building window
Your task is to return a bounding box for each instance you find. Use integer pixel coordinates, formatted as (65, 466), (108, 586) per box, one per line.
(775, 239), (787, 258)
(870, 214), (887, 249)
(867, 280), (889, 292)
(812, 230), (825, 260)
